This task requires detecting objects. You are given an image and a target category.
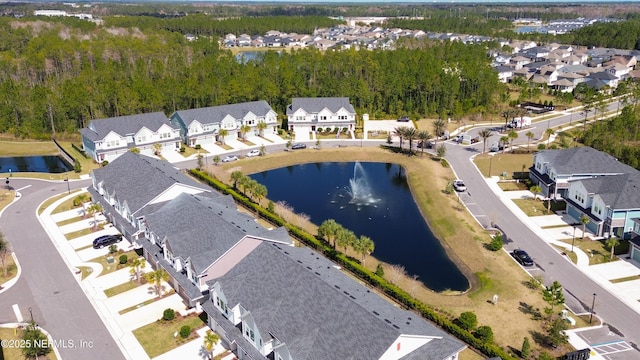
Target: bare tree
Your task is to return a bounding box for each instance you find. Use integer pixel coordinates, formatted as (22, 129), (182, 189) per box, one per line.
(387, 264), (407, 285)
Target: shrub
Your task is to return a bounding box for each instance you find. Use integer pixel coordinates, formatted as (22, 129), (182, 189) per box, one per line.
(457, 311), (478, 331)
(108, 244), (118, 254)
(195, 144), (201, 150)
(101, 160), (109, 167)
(180, 146), (186, 153)
(179, 325), (191, 339)
(537, 143), (546, 150)
(163, 308), (175, 321)
(474, 325), (494, 343)
(74, 159), (82, 173)
(119, 255), (128, 264)
(375, 263), (384, 277)
(440, 159), (449, 167)
(488, 234), (503, 251)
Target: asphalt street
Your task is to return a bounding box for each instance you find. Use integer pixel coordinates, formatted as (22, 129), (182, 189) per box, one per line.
(0, 178), (126, 360)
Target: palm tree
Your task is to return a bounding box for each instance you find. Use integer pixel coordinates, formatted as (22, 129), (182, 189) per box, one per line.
(318, 219), (342, 248)
(393, 126), (406, 151)
(606, 237), (620, 260)
(144, 268), (169, 297)
(500, 136), (510, 153)
(545, 128), (555, 148)
(530, 185), (542, 201)
(152, 143), (162, 156)
(238, 176), (251, 195)
(579, 214), (590, 240)
(501, 108), (514, 132)
(129, 257), (146, 283)
(253, 183), (267, 207)
(404, 127), (417, 153)
(478, 129), (492, 154)
(356, 236), (375, 264)
(212, 155), (220, 166)
(336, 228), (356, 255)
(230, 171), (244, 189)
(525, 131), (535, 152)
(508, 129), (518, 152)
(581, 100), (593, 133)
(240, 124), (251, 140)
(74, 193), (90, 218)
(203, 330), (221, 359)
(256, 121), (268, 137)
(432, 118), (446, 147)
(218, 129), (228, 145)
(87, 202), (103, 230)
(417, 130), (431, 156)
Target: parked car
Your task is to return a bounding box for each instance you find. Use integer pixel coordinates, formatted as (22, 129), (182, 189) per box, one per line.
(489, 143), (500, 152)
(93, 234), (123, 249)
(512, 249), (534, 267)
(452, 179), (466, 192)
(397, 116), (410, 122)
(246, 149), (261, 157)
(222, 155), (239, 162)
(417, 140), (434, 149)
(291, 143), (307, 150)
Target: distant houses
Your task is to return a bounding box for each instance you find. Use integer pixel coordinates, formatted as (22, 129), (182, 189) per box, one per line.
(88, 152), (467, 360)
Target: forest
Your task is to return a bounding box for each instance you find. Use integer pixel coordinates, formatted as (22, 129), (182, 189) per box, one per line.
(0, 16), (500, 139)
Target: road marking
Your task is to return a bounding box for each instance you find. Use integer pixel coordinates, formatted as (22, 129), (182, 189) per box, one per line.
(591, 340), (633, 356)
(15, 185), (31, 192)
(12, 304), (23, 322)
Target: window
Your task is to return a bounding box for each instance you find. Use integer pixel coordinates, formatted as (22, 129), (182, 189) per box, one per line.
(250, 330), (254, 342)
(338, 115), (348, 120)
(320, 116), (327, 121)
(295, 116), (304, 121)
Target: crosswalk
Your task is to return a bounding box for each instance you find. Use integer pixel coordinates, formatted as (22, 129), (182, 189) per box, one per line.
(591, 339), (634, 357)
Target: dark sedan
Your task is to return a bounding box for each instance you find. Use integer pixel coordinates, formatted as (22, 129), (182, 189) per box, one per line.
(512, 249), (534, 267)
(291, 143), (307, 150)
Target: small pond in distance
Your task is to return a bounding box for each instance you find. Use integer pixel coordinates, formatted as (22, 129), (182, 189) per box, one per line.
(0, 156), (72, 173)
(250, 161), (469, 292)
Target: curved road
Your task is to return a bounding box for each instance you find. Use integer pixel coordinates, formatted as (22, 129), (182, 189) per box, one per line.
(0, 178), (125, 360)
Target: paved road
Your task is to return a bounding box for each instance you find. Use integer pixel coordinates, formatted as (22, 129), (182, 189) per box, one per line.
(443, 133), (640, 356)
(0, 178), (125, 360)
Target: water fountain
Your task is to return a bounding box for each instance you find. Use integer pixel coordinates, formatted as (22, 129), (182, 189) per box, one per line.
(343, 162), (381, 207)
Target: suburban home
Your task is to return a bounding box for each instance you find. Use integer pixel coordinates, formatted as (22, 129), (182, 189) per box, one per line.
(88, 151), (210, 242)
(530, 147), (640, 239)
(170, 101), (279, 147)
(80, 112), (180, 164)
(204, 241), (466, 360)
(529, 147), (632, 200)
(286, 97), (356, 140)
(89, 152), (466, 360)
(629, 219), (640, 262)
(565, 172), (640, 239)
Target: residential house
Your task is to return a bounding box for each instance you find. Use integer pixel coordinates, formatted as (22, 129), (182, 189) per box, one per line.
(80, 112), (180, 164)
(530, 147), (640, 239)
(170, 101), (279, 147)
(565, 172), (640, 239)
(88, 151), (210, 242)
(495, 66), (514, 83)
(204, 242), (466, 360)
(286, 97), (356, 139)
(587, 70), (619, 90)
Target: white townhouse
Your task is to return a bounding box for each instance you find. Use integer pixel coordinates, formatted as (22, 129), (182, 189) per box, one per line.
(170, 101), (278, 147)
(286, 97), (356, 140)
(80, 112), (180, 163)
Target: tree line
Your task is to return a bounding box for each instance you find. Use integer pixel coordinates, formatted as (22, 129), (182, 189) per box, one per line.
(0, 17), (501, 139)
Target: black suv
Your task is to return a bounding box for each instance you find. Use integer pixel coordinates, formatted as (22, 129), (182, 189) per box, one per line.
(93, 234), (123, 249)
(512, 249), (534, 267)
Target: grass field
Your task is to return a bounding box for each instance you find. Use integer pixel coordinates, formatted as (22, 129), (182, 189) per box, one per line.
(474, 153), (534, 179)
(133, 312), (207, 358)
(205, 145), (567, 357)
(559, 238), (630, 266)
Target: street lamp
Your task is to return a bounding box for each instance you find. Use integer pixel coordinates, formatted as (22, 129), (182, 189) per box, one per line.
(590, 293), (597, 324)
(64, 174), (70, 194)
(571, 225), (577, 253)
(488, 155), (493, 177)
(28, 306), (34, 324)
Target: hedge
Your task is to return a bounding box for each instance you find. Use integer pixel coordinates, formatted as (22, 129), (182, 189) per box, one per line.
(188, 169), (515, 360)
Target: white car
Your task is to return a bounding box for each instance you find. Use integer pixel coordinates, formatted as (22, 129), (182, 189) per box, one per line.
(246, 149), (261, 157)
(453, 180), (467, 192)
(221, 155), (239, 163)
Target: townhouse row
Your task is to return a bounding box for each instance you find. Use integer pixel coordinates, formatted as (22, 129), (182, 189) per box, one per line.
(88, 151), (466, 360)
(529, 146), (640, 261)
(80, 97), (357, 163)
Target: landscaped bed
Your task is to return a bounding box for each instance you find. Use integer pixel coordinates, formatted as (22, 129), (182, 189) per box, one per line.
(133, 312), (207, 358)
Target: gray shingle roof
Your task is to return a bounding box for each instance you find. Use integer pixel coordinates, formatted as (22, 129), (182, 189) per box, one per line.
(91, 152), (208, 214)
(145, 193), (292, 273)
(80, 112), (173, 142)
(172, 101), (274, 127)
(211, 242), (465, 360)
(537, 147), (634, 176)
(580, 172), (640, 210)
(286, 97), (356, 115)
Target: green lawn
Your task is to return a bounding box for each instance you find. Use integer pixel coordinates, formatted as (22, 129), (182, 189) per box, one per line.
(512, 198), (565, 216)
(56, 140), (100, 175)
(65, 226), (100, 240)
(497, 181), (528, 191)
(558, 239), (630, 265)
(50, 195), (84, 215)
(119, 298), (158, 315)
(610, 275), (640, 284)
(133, 313), (207, 358)
(86, 250), (139, 277)
(103, 281), (138, 297)
(0, 254), (18, 287)
(0, 326), (57, 360)
(473, 153), (534, 178)
(56, 215), (84, 226)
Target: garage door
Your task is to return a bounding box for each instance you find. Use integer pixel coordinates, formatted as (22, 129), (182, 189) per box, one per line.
(633, 246), (640, 262)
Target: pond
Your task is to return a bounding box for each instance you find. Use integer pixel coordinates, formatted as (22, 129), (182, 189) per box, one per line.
(0, 155), (72, 173)
(250, 161), (469, 292)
